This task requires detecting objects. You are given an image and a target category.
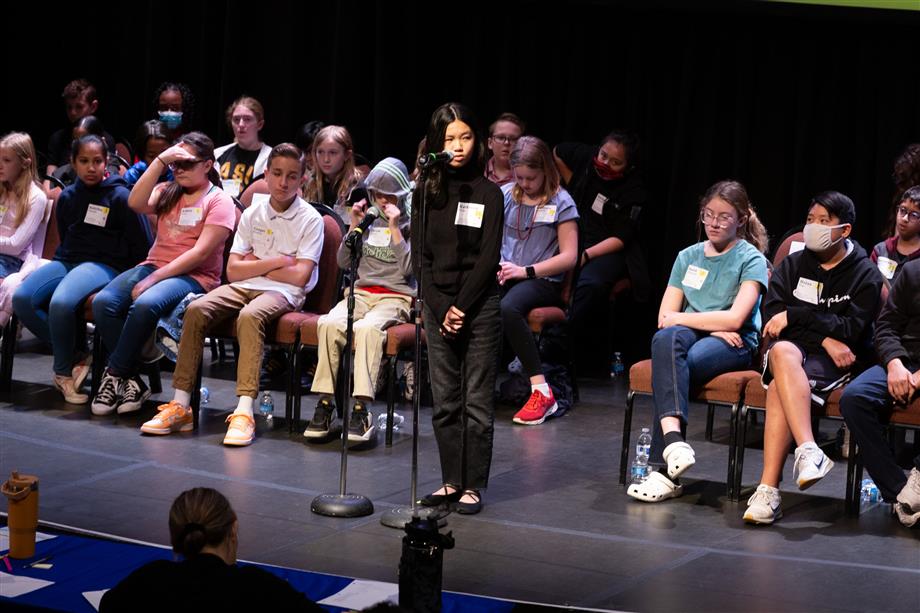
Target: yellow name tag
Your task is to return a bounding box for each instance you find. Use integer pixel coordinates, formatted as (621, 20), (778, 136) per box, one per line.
(178, 206), (203, 227)
(84, 204), (110, 227)
(793, 277), (822, 305)
(877, 256), (897, 280)
(455, 202), (484, 228)
(681, 265), (709, 290)
(534, 206), (557, 223)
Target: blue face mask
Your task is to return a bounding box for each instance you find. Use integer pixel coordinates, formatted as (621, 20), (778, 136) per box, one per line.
(159, 110), (183, 130)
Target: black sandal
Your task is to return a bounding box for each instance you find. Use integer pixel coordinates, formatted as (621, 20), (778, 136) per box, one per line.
(456, 489), (482, 515)
(418, 485), (461, 507)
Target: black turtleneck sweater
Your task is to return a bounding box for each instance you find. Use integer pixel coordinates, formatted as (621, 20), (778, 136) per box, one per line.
(412, 163), (504, 324)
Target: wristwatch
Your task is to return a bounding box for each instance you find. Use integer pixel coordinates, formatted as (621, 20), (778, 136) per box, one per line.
(526, 266), (536, 279)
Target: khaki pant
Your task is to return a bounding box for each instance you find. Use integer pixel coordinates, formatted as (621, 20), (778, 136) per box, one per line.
(311, 290), (412, 400)
(172, 285), (293, 398)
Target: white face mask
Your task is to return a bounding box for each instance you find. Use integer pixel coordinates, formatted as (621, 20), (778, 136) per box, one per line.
(803, 222), (846, 252)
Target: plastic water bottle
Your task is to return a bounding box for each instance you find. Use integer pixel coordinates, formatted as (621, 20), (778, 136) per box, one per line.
(611, 352), (625, 379)
(259, 391), (274, 425)
(860, 478), (880, 503)
(376, 412), (405, 432)
(199, 387), (210, 404)
(631, 427), (652, 483)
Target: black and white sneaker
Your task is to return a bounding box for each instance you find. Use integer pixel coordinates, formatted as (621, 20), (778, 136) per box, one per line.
(91, 371), (123, 416)
(117, 375), (151, 414)
(347, 401), (375, 442)
(303, 397), (337, 439)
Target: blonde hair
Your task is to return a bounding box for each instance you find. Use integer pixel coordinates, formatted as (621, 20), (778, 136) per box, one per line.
(0, 132), (39, 230)
(699, 180), (769, 254)
(304, 125), (362, 205)
(225, 95), (264, 127)
(510, 136), (560, 206)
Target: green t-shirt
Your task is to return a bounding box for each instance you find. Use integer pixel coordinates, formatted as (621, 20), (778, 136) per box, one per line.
(667, 239), (768, 351)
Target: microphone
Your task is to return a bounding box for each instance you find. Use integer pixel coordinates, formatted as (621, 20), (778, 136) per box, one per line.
(344, 205), (380, 247)
(417, 150), (454, 168)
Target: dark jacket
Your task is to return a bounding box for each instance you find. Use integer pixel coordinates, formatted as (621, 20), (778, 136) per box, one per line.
(765, 240), (883, 365)
(874, 258), (920, 369)
(54, 176), (151, 271)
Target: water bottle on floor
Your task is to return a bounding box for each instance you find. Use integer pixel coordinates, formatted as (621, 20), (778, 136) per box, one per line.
(631, 427), (652, 483)
(860, 478), (880, 503)
(199, 387), (210, 404)
(376, 412), (405, 432)
(611, 352), (625, 379)
(259, 391), (274, 426)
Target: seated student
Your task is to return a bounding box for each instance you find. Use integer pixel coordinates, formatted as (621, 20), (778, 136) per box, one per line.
(153, 81), (195, 141)
(0, 133), (48, 326)
(46, 79), (115, 177)
(50, 116), (123, 191)
(871, 186), (920, 285)
(123, 120), (173, 187)
(497, 136), (578, 425)
(840, 258), (920, 527)
(743, 192), (883, 525)
(554, 130), (649, 375)
(143, 144), (323, 444)
(13, 135), (149, 403)
(485, 112), (525, 187)
(628, 180), (768, 503)
(305, 157), (414, 442)
(214, 96), (272, 198)
(99, 487), (324, 612)
(90, 132), (236, 417)
(303, 125), (365, 222)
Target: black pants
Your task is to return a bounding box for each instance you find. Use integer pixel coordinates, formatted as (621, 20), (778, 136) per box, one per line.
(423, 294), (501, 490)
(839, 365), (920, 501)
(500, 278), (562, 377)
(568, 251), (627, 369)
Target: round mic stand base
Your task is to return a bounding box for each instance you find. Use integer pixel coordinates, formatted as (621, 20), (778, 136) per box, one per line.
(380, 504), (446, 529)
(311, 493), (374, 518)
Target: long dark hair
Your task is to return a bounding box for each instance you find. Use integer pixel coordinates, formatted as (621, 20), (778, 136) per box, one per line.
(168, 488), (236, 559)
(155, 131), (217, 216)
(422, 102), (486, 206)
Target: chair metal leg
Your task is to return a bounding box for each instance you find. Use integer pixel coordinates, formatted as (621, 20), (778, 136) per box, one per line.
(284, 344), (295, 429)
(620, 390), (636, 485)
(146, 361), (162, 394)
(705, 403), (715, 441)
(385, 356), (398, 447)
(0, 315), (17, 393)
(190, 360), (203, 431)
(291, 344), (304, 433)
(91, 329), (106, 398)
(732, 405), (750, 501)
(726, 402), (740, 500)
(845, 436), (862, 516)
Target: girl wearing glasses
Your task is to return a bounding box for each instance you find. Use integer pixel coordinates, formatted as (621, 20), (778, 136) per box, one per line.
(12, 135), (150, 404)
(871, 186), (920, 285)
(628, 180), (768, 503)
(213, 96), (272, 198)
(485, 113), (525, 186)
(90, 132), (237, 417)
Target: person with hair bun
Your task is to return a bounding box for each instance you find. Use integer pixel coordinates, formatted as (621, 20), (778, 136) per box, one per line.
(100, 487), (323, 611)
(627, 180), (769, 504)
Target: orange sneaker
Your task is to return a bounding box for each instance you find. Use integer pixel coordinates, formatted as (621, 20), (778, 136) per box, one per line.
(223, 413), (255, 447)
(512, 389), (558, 425)
(140, 400), (193, 435)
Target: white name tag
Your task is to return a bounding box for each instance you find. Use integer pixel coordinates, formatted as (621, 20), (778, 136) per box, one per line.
(681, 265), (709, 290)
(252, 226), (273, 246)
(84, 204), (110, 227)
(534, 206), (557, 224)
(221, 178), (241, 198)
(789, 240), (805, 254)
(591, 193), (607, 215)
(178, 206), (203, 227)
(877, 256), (897, 280)
(455, 202), (484, 228)
(793, 277), (822, 305)
(367, 226), (391, 247)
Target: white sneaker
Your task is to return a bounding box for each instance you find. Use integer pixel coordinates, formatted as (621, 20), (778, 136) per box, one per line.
(743, 484), (783, 525)
(662, 441), (696, 480)
(896, 467), (920, 527)
(793, 444), (834, 490)
(626, 470), (683, 503)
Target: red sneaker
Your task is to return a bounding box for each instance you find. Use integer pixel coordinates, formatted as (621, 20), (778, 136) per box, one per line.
(512, 389), (558, 425)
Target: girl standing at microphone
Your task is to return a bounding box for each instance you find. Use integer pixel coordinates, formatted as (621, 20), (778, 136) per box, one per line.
(414, 103), (503, 515)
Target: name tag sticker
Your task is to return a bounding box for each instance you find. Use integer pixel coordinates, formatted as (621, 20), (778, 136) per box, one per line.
(221, 178), (241, 198)
(793, 277), (822, 305)
(534, 206), (557, 224)
(591, 193), (608, 215)
(877, 256), (897, 280)
(455, 202), (484, 228)
(0, 205), (7, 220)
(789, 241), (805, 254)
(367, 226), (391, 247)
(681, 265), (709, 290)
(84, 204), (110, 227)
(178, 206), (203, 227)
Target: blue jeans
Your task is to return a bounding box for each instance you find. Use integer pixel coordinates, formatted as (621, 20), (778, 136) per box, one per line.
(92, 264), (202, 377)
(649, 325), (754, 466)
(0, 254), (24, 277)
(12, 260), (118, 375)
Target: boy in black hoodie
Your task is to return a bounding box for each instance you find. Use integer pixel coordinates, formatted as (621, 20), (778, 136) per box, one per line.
(840, 259), (920, 527)
(744, 192), (883, 525)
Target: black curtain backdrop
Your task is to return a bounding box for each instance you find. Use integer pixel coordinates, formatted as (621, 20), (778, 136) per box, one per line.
(6, 0), (920, 286)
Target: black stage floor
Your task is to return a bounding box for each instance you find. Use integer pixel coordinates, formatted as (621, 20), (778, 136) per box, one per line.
(1, 342), (918, 612)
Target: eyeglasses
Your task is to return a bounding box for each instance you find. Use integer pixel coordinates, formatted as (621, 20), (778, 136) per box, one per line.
(168, 159), (203, 172)
(897, 205), (920, 223)
(490, 135), (518, 145)
(700, 210), (736, 228)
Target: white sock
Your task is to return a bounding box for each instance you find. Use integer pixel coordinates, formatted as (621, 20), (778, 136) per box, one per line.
(234, 396), (254, 417)
(532, 383), (551, 397)
(174, 389), (191, 407)
(798, 441), (819, 451)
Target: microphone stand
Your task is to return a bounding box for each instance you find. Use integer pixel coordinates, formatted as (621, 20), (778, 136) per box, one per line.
(312, 222), (374, 518)
(381, 160), (446, 529)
